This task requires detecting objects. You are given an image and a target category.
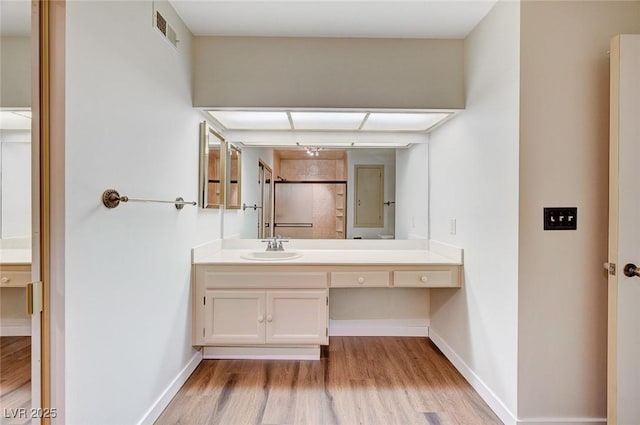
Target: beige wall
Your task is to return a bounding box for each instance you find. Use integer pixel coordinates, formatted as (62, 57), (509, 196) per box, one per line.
(193, 36), (464, 109)
(0, 37), (31, 107)
(518, 0), (640, 420)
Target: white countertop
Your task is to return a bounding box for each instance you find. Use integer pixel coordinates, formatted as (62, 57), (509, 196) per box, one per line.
(0, 249), (32, 266)
(192, 239), (463, 266)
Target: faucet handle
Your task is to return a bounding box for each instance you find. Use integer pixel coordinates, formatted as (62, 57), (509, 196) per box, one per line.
(261, 239), (275, 250)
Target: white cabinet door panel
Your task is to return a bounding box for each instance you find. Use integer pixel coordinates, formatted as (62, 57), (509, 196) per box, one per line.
(266, 290), (328, 345)
(204, 290), (265, 345)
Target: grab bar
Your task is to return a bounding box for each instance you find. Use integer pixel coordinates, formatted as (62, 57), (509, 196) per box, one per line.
(102, 189), (196, 210)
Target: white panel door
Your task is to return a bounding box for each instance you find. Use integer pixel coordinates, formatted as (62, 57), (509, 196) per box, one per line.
(204, 290), (265, 345)
(608, 34), (640, 425)
(265, 290), (328, 345)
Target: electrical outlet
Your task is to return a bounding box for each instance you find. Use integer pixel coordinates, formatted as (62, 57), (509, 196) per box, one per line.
(450, 218), (456, 235)
(544, 207), (577, 230)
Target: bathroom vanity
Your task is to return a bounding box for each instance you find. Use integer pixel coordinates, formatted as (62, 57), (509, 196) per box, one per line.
(0, 241), (32, 336)
(191, 239), (462, 359)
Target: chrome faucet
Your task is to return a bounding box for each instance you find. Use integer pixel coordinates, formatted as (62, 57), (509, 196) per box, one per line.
(261, 236), (289, 251)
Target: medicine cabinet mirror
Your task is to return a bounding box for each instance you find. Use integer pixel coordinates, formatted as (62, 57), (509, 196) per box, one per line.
(225, 143), (242, 209)
(199, 121), (226, 208)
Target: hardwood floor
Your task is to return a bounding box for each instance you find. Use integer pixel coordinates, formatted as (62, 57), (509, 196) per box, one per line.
(156, 337), (503, 425)
(0, 337), (31, 425)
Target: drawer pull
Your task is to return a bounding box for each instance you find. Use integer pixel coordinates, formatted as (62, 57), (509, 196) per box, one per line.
(0, 277), (9, 284)
(357, 277), (365, 284)
(420, 275), (428, 283)
(258, 315), (264, 323)
(267, 314), (273, 322)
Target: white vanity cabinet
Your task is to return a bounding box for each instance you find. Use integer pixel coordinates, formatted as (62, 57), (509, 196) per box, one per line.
(393, 266), (461, 287)
(193, 266), (329, 348)
(0, 264), (31, 337)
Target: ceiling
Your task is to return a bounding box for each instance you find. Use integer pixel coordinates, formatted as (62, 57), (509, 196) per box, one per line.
(0, 0), (497, 39)
(170, 0), (497, 39)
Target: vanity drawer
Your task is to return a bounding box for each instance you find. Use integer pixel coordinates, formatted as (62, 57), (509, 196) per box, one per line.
(330, 271), (390, 287)
(199, 268), (328, 289)
(393, 268), (461, 287)
(0, 270), (31, 288)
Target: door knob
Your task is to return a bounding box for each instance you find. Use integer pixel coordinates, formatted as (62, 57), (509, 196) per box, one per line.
(258, 315), (264, 323)
(623, 263), (640, 278)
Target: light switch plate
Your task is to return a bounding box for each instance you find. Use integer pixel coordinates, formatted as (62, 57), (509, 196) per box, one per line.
(544, 207), (577, 230)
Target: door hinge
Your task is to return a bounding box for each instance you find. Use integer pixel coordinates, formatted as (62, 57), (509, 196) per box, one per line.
(203, 328), (205, 337)
(326, 328), (328, 337)
(203, 296), (206, 305)
(604, 262), (616, 276)
(26, 281), (43, 315)
(326, 296), (329, 306)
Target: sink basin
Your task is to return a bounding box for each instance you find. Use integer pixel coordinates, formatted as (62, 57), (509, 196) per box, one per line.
(241, 251), (302, 261)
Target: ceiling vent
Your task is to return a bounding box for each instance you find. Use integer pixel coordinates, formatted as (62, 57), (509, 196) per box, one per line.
(153, 8), (178, 48)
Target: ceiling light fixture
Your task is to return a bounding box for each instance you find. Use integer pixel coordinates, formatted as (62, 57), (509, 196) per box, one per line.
(305, 146), (322, 157)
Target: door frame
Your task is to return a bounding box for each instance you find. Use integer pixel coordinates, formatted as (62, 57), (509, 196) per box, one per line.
(31, 0), (65, 422)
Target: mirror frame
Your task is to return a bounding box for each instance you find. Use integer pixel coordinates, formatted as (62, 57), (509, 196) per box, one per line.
(225, 143), (242, 209)
(199, 121), (226, 209)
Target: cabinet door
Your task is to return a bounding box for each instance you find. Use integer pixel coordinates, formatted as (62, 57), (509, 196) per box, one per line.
(203, 290), (265, 345)
(266, 290), (328, 345)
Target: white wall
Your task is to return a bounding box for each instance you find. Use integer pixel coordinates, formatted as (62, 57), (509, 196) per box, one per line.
(0, 130), (31, 239)
(428, 0), (520, 419)
(395, 143), (429, 240)
(347, 148), (395, 239)
(65, 1), (220, 423)
(518, 1), (640, 421)
(0, 37), (31, 108)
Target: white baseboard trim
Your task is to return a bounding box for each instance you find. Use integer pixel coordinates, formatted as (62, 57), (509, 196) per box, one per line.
(517, 418), (606, 425)
(428, 328), (518, 425)
(203, 345), (320, 360)
(0, 318), (31, 336)
(428, 330), (607, 425)
(330, 319), (429, 337)
(137, 350), (203, 425)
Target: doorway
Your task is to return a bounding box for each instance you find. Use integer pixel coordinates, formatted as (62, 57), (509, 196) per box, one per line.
(257, 161), (273, 239)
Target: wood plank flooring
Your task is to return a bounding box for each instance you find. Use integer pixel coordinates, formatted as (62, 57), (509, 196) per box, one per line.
(0, 337), (31, 425)
(156, 337), (503, 425)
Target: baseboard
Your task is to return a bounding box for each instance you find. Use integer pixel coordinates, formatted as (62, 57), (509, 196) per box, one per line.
(203, 345), (320, 360)
(517, 418), (606, 425)
(330, 319), (429, 337)
(428, 328), (518, 425)
(0, 318), (31, 336)
(137, 350), (202, 425)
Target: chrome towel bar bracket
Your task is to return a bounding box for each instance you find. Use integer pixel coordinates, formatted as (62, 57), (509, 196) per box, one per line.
(102, 189), (196, 210)
(242, 203), (262, 211)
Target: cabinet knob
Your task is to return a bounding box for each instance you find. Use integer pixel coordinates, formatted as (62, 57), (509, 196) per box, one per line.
(0, 277), (9, 284)
(357, 277), (365, 284)
(420, 275), (428, 283)
(258, 315), (264, 323)
(267, 314), (273, 322)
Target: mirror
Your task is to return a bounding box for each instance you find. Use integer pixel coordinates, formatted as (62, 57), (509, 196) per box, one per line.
(199, 121), (225, 208)
(225, 143), (242, 209)
(0, 110), (32, 240)
(258, 160), (273, 238)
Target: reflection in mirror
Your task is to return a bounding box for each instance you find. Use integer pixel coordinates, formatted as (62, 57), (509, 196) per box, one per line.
(0, 110), (32, 240)
(258, 160), (273, 238)
(226, 144), (242, 209)
(199, 121), (225, 208)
